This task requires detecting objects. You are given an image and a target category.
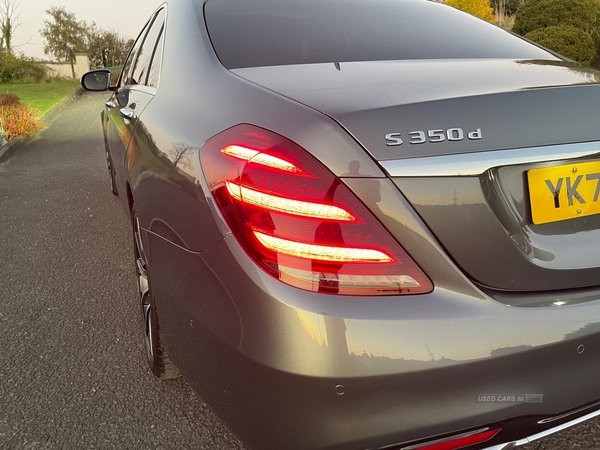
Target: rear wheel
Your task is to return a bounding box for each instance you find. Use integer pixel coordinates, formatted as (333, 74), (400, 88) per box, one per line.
(132, 205), (179, 379)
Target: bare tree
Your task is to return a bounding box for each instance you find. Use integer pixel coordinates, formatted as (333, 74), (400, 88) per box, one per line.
(170, 143), (194, 168)
(0, 0), (22, 54)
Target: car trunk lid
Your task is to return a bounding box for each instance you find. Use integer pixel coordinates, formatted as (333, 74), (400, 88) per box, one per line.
(232, 59), (600, 291)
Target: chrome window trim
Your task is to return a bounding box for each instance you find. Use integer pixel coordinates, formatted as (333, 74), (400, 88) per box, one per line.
(379, 141), (600, 177)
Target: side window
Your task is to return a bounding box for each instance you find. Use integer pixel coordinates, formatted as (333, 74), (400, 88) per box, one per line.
(146, 27), (165, 89)
(131, 9), (166, 87)
(119, 19), (151, 89)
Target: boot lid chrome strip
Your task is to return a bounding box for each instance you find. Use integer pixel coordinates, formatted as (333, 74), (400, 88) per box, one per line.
(379, 141), (600, 178)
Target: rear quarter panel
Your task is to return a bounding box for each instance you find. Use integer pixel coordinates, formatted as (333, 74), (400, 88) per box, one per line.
(130, 0), (385, 254)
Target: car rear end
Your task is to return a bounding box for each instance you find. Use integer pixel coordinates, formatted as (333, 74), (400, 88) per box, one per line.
(185, 0), (600, 448)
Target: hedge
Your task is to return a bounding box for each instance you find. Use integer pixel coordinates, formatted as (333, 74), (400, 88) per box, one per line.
(513, 0), (600, 50)
(0, 54), (48, 84)
(525, 25), (597, 64)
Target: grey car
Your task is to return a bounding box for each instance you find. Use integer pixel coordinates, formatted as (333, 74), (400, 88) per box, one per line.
(81, 0), (600, 449)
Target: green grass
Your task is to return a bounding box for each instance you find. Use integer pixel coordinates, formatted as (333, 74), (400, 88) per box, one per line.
(0, 80), (80, 116)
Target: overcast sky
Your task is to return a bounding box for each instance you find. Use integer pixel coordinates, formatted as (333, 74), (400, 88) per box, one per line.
(15, 0), (163, 60)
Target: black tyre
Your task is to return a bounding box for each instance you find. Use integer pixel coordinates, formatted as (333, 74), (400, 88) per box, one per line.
(132, 205), (179, 379)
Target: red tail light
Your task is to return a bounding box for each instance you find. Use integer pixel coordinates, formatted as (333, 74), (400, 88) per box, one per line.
(200, 124), (432, 296)
(415, 428), (501, 450)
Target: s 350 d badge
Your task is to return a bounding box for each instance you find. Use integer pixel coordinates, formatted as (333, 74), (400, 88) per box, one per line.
(385, 128), (483, 146)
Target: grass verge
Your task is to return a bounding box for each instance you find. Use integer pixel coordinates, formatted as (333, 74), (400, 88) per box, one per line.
(0, 80), (80, 116)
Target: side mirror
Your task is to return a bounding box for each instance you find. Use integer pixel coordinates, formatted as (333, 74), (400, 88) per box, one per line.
(81, 70), (112, 92)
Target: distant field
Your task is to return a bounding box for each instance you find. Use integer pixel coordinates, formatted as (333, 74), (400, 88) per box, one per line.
(0, 80), (80, 116)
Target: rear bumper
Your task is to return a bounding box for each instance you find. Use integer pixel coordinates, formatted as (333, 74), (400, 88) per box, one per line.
(147, 226), (600, 450)
(491, 402), (600, 449)
(387, 399), (600, 450)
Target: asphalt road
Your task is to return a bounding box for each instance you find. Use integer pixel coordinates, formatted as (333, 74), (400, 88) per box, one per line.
(0, 92), (599, 450)
(0, 92), (244, 450)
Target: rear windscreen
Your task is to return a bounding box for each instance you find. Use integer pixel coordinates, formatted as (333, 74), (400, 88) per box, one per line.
(204, 0), (555, 69)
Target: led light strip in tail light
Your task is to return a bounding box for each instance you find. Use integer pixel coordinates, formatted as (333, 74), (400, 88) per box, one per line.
(226, 181), (356, 221)
(254, 231), (392, 263)
(222, 145), (301, 173)
(200, 124), (433, 296)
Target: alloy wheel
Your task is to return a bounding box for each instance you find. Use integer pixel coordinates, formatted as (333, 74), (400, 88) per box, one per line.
(133, 211), (154, 362)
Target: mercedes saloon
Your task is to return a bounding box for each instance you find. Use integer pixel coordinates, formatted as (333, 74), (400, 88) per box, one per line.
(81, 0), (600, 449)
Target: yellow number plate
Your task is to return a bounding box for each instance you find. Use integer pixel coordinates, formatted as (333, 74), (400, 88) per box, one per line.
(528, 161), (600, 225)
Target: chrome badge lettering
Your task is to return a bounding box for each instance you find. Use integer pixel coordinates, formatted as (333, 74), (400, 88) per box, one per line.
(386, 128), (483, 146)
